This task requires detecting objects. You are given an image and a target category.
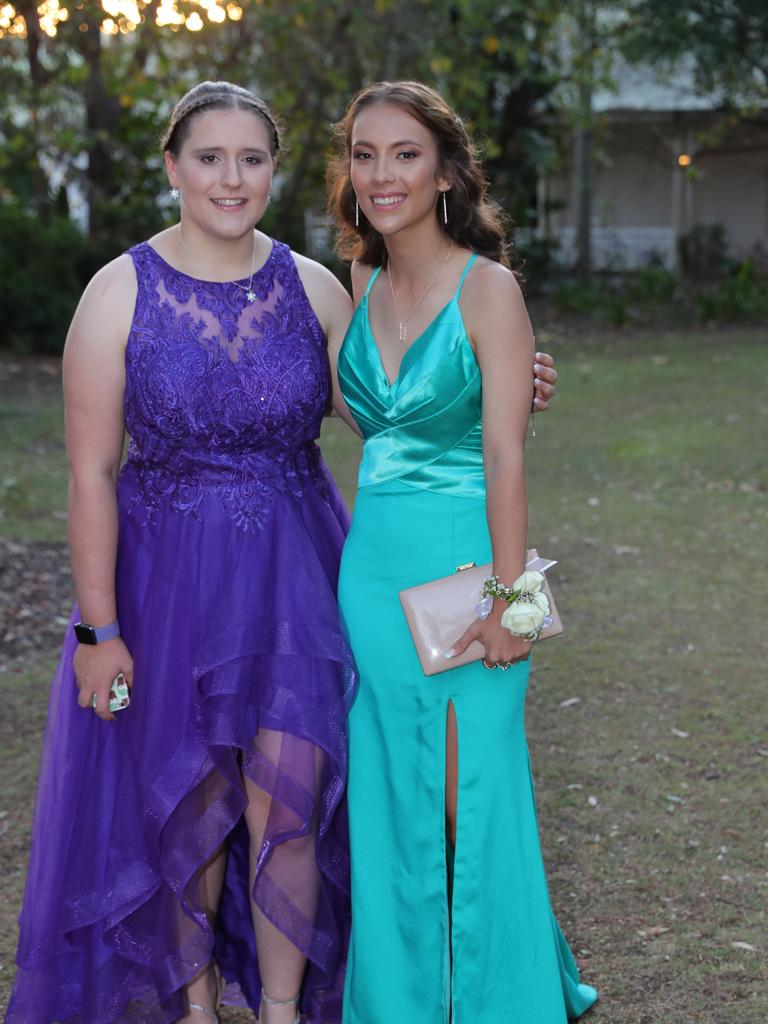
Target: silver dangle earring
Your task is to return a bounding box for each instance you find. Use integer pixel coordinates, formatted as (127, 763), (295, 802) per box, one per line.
(355, 199), (360, 228)
(170, 187), (180, 201)
(442, 191), (448, 226)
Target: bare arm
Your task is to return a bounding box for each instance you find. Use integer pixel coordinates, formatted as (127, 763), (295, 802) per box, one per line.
(450, 263), (535, 666)
(64, 255), (136, 720)
(293, 253), (362, 436)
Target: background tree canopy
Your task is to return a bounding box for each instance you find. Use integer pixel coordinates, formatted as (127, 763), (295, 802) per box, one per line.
(1, 0), (766, 350)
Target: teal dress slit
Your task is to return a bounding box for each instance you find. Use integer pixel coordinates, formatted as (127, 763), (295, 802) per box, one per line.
(337, 256), (597, 1024)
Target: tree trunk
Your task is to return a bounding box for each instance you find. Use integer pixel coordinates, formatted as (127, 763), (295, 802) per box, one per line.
(17, 0), (50, 221)
(72, 10), (122, 240)
(574, 0), (595, 280)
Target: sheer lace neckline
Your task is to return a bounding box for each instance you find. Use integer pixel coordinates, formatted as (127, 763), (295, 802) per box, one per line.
(143, 236), (277, 286)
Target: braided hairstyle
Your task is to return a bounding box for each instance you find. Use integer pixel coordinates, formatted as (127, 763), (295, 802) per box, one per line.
(162, 81), (282, 161)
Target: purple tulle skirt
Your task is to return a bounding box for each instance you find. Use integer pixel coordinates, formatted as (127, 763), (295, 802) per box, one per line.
(6, 461), (355, 1024)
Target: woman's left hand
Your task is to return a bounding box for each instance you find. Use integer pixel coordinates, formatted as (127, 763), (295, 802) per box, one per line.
(448, 614), (532, 670)
(533, 351), (558, 411)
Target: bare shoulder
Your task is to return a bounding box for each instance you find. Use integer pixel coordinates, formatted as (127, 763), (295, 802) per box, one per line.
(65, 254), (137, 361)
(350, 260), (376, 303)
(292, 250), (349, 301)
(81, 253), (138, 314)
(462, 258), (525, 312)
(461, 258), (532, 354)
(291, 250), (352, 334)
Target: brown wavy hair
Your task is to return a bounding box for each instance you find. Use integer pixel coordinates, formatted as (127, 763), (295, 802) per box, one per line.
(162, 81), (283, 163)
(327, 81), (510, 268)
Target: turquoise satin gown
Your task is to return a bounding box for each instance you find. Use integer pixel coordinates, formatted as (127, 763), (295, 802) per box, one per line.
(337, 255), (597, 1024)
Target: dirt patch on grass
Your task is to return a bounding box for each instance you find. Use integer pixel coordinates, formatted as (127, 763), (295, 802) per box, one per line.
(0, 538), (72, 671)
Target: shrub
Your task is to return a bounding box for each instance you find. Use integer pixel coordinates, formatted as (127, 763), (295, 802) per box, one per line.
(627, 266), (679, 305)
(553, 280), (600, 315)
(516, 236), (561, 296)
(679, 224), (729, 279)
(0, 205), (93, 355)
(695, 259), (768, 322)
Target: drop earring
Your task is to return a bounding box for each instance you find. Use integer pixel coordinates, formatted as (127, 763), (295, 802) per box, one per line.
(442, 190), (448, 226)
(170, 187), (180, 200)
(355, 199), (360, 228)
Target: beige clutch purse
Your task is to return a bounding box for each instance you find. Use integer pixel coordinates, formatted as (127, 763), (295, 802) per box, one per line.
(398, 548), (563, 676)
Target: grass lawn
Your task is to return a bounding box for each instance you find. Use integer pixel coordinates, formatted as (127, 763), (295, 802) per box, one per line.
(1, 327), (766, 1022)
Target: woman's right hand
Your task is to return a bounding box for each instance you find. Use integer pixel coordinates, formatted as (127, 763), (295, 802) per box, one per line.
(74, 638), (134, 722)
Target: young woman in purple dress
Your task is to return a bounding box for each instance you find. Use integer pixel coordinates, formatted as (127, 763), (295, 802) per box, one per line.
(5, 81), (557, 1024)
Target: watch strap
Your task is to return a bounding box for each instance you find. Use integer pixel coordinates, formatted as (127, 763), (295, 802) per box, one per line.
(74, 620), (120, 645)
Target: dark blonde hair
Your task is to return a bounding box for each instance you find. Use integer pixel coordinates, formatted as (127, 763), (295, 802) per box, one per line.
(162, 81), (282, 162)
(327, 81), (510, 268)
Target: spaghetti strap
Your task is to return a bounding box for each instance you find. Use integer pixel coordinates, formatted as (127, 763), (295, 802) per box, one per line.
(454, 253), (478, 298)
(363, 266), (382, 299)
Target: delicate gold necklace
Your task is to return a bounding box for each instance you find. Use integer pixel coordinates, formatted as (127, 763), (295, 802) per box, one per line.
(177, 223), (258, 302)
(386, 240), (454, 342)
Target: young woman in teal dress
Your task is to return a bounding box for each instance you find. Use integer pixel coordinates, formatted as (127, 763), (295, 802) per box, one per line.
(326, 82), (598, 1024)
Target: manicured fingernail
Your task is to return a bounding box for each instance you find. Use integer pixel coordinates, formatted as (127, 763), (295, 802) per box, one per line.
(534, 377), (541, 387)
(444, 648), (456, 659)
(534, 363), (541, 373)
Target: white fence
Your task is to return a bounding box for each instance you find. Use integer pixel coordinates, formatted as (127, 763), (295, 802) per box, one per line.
(554, 227), (677, 270)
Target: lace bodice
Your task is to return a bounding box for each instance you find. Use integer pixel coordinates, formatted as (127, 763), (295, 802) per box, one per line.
(122, 239), (330, 531)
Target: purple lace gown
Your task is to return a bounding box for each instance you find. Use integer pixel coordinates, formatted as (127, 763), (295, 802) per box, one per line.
(6, 240), (356, 1024)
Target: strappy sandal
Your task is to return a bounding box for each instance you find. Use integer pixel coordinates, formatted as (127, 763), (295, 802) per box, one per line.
(184, 962), (222, 1023)
(258, 987), (301, 1024)
(187, 1005), (219, 1024)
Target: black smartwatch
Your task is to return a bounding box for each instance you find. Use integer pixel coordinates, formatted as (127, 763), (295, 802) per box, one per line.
(73, 620), (120, 645)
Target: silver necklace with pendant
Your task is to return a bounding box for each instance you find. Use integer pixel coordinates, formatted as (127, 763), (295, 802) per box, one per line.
(386, 240), (454, 342)
(177, 223), (258, 303)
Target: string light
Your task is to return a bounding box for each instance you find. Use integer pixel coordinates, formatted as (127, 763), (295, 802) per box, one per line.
(156, 0), (185, 26)
(102, 1), (141, 22)
(0, 3), (26, 39)
(0, 0), (245, 37)
(677, 153), (693, 167)
(38, 0), (69, 37)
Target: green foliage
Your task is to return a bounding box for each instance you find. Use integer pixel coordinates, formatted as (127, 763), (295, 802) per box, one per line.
(618, 0), (768, 104)
(553, 280), (601, 315)
(695, 259), (768, 322)
(553, 260), (766, 326)
(0, 204), (94, 354)
(0, 0), (575, 258)
(553, 280), (631, 325)
(679, 224), (729, 279)
(516, 236), (561, 294)
(625, 266), (679, 304)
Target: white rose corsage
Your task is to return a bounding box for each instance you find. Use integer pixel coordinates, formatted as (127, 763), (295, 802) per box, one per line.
(476, 569), (551, 642)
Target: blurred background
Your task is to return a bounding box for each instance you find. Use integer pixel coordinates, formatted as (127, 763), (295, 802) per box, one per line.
(0, 0), (767, 350)
(1, 3), (766, 1022)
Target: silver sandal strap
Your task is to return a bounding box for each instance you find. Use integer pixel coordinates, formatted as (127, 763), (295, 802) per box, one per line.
(188, 1003), (220, 1022)
(261, 988), (300, 1007)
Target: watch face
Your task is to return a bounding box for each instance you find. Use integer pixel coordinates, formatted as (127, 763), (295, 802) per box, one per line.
(74, 623), (97, 645)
